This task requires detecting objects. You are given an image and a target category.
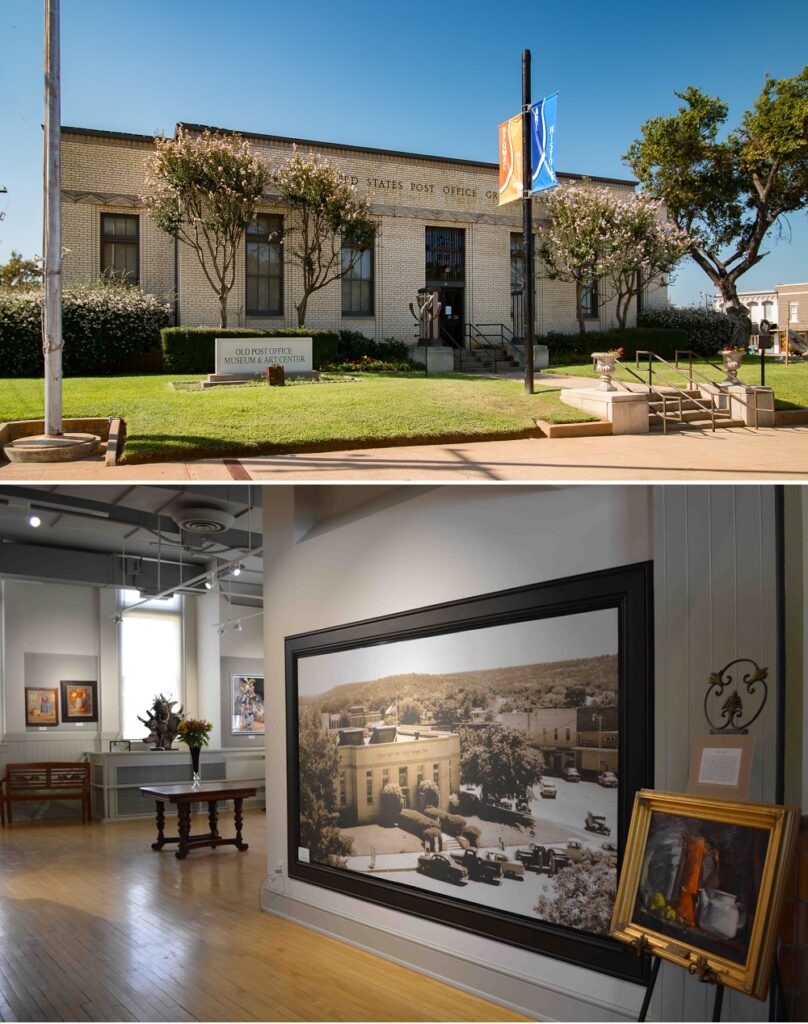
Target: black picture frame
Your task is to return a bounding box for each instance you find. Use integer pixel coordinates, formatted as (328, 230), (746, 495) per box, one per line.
(60, 680), (99, 723)
(285, 562), (654, 984)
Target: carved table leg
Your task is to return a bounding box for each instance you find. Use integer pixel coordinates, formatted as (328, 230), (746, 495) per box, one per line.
(234, 797), (248, 851)
(208, 800), (220, 840)
(176, 801), (192, 859)
(151, 800), (166, 850)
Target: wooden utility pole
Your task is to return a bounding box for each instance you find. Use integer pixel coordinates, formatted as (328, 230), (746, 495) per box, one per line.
(43, 0), (62, 437)
(521, 49), (535, 395)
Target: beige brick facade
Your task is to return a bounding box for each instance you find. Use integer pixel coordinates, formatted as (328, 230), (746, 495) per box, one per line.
(61, 124), (668, 343)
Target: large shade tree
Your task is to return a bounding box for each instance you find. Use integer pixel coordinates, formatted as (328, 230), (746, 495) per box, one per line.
(143, 127), (271, 327)
(274, 148), (377, 326)
(459, 726), (543, 804)
(624, 69), (808, 343)
(298, 709), (353, 865)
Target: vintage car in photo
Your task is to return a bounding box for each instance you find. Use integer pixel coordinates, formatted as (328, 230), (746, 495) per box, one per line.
(601, 841), (618, 859)
(515, 842), (571, 875)
(562, 766), (581, 782)
(539, 781), (557, 798)
(597, 771), (618, 787)
(417, 852), (468, 884)
(483, 850), (525, 880)
(585, 811), (612, 835)
(449, 848), (502, 884)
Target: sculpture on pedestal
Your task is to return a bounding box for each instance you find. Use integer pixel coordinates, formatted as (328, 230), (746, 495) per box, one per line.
(138, 693), (184, 750)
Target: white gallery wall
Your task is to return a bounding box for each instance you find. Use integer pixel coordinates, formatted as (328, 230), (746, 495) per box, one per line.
(262, 484), (791, 1023)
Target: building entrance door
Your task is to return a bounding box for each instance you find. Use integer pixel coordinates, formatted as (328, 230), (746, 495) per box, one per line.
(437, 286), (464, 348)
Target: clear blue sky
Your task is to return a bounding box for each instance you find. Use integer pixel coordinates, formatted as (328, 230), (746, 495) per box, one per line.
(2, 0), (806, 306)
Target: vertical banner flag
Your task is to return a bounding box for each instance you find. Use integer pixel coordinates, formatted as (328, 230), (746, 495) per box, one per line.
(498, 114), (523, 206)
(530, 92), (558, 193)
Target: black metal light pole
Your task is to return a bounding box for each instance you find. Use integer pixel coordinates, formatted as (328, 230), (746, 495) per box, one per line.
(521, 49), (535, 395)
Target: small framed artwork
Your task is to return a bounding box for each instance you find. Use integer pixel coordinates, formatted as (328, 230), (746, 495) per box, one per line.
(231, 674), (265, 735)
(25, 687), (59, 727)
(109, 740), (131, 753)
(610, 789), (798, 1000)
(60, 681), (99, 723)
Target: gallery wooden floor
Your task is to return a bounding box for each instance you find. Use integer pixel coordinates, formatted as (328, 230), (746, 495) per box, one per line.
(0, 812), (529, 1022)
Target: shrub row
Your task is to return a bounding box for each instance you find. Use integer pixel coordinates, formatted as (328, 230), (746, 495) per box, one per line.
(335, 330), (411, 363)
(160, 326), (339, 374)
(638, 306), (736, 355)
(398, 809), (436, 838)
(0, 282), (171, 378)
(419, 806), (468, 836)
(543, 327), (689, 366)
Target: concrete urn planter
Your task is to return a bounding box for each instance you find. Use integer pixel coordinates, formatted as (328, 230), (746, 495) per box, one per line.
(591, 352), (619, 392)
(721, 349), (745, 383)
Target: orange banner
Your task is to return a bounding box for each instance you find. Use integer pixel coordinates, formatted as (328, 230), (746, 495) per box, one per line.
(498, 114), (523, 206)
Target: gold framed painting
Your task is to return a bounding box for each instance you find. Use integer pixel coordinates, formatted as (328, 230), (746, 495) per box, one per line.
(611, 790), (798, 1001)
(25, 687), (59, 727)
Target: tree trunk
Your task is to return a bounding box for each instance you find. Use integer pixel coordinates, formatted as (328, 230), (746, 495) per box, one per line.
(615, 292), (628, 331)
(218, 291), (228, 329)
(575, 281), (586, 335)
(296, 295), (308, 328)
(717, 280), (752, 347)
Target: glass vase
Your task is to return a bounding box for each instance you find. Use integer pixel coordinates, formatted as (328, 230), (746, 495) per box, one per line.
(190, 745), (201, 788)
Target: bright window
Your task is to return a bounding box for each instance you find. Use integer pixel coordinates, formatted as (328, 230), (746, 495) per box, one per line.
(119, 589), (183, 740)
(790, 302), (798, 324)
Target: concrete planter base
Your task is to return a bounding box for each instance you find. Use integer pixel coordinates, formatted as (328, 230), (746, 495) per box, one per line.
(1, 417), (117, 464)
(412, 346), (456, 373)
(559, 388), (649, 434)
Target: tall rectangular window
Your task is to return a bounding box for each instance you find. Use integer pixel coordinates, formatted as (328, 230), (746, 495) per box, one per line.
(366, 770), (374, 804)
(790, 302), (799, 324)
(425, 227), (464, 283)
(341, 245), (374, 316)
(119, 590), (182, 740)
(432, 763), (440, 785)
(581, 278), (599, 319)
(246, 214), (283, 316)
(339, 772), (347, 807)
(100, 214), (139, 283)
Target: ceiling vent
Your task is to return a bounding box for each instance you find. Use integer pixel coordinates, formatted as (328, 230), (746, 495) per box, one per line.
(172, 506), (236, 535)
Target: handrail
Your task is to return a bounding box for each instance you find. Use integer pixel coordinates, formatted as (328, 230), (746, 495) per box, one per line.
(639, 350), (761, 430)
(608, 359), (717, 434)
(467, 322), (524, 366)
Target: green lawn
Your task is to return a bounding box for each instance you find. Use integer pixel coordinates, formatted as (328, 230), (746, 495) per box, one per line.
(0, 372), (596, 464)
(545, 357), (808, 410)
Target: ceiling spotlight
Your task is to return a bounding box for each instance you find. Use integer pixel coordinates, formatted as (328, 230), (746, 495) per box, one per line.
(27, 513), (42, 528)
(233, 621), (242, 632)
(232, 563), (243, 577)
(204, 576), (214, 590)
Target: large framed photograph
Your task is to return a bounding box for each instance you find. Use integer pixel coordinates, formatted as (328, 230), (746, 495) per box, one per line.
(60, 680), (98, 723)
(25, 687), (59, 727)
(610, 790), (798, 999)
(231, 674), (265, 735)
(286, 563), (653, 981)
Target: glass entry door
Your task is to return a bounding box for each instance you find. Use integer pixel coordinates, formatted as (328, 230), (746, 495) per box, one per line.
(425, 227), (465, 348)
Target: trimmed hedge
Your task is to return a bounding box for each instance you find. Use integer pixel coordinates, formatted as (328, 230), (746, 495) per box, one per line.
(544, 327), (689, 365)
(462, 825), (482, 846)
(0, 282), (171, 378)
(336, 330), (412, 363)
(398, 809), (436, 838)
(441, 812), (468, 837)
(638, 306), (736, 355)
(161, 327), (339, 374)
(421, 806), (443, 822)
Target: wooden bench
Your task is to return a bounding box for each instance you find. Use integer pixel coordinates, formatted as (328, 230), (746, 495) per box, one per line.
(1, 762), (92, 825)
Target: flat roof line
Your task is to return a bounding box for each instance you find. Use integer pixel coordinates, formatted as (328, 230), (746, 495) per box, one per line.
(60, 124), (638, 188)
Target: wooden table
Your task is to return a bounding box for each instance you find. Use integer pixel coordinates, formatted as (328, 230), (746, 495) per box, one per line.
(140, 781), (259, 859)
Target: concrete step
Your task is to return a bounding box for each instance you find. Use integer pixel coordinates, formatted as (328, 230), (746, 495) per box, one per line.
(650, 408), (734, 424)
(650, 417), (747, 432)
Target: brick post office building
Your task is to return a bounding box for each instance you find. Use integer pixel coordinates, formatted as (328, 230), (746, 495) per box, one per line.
(61, 123), (668, 350)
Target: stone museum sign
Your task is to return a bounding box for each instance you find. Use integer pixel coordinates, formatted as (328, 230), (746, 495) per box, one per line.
(215, 337), (314, 376)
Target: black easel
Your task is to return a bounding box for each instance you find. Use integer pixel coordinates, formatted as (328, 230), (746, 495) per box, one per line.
(635, 952), (786, 1022)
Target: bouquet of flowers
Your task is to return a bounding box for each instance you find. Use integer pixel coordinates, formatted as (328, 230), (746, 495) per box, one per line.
(607, 347), (625, 358)
(177, 717), (213, 749)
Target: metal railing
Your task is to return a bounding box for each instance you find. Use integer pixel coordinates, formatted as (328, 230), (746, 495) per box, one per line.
(641, 350), (762, 430)
(600, 358), (721, 434)
(465, 323), (524, 368)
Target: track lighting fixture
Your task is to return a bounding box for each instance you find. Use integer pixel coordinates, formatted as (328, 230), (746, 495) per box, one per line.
(27, 512), (42, 528)
(232, 563), (243, 577)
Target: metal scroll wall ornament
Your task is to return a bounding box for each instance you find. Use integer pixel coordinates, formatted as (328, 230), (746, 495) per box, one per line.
(704, 659), (768, 733)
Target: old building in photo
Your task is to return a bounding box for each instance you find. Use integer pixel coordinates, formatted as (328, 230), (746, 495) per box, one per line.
(60, 123), (668, 349)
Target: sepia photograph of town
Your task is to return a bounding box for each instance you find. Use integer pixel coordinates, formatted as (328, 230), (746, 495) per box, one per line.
(297, 608), (621, 936)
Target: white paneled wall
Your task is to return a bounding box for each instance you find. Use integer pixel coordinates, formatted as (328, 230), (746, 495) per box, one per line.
(263, 484), (785, 1023)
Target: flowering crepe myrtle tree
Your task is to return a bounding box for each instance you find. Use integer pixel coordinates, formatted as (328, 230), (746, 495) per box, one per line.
(601, 194), (690, 330)
(143, 127), (271, 328)
(624, 70), (808, 344)
(273, 148), (377, 327)
(537, 182), (618, 335)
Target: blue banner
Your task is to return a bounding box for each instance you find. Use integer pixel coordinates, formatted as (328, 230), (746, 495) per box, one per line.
(530, 92), (558, 193)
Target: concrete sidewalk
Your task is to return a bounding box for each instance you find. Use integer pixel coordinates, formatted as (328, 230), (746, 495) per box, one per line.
(1, 425), (805, 482)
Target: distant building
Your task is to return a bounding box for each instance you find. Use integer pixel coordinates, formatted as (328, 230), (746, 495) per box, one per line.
(347, 704), (384, 728)
(574, 706), (618, 777)
(336, 725), (460, 826)
(499, 707), (578, 775)
(713, 284), (808, 354)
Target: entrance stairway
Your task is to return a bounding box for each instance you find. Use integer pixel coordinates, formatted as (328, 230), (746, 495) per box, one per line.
(455, 346), (521, 374)
(648, 389), (746, 432)
(441, 834), (464, 853)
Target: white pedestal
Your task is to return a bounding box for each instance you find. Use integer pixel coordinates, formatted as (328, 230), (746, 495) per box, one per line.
(716, 384), (776, 427)
(560, 388), (649, 434)
(412, 346), (456, 373)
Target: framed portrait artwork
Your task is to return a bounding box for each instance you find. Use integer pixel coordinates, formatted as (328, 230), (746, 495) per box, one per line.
(60, 681), (99, 723)
(286, 562), (654, 981)
(610, 790), (798, 1000)
(231, 674), (265, 736)
(25, 687), (59, 727)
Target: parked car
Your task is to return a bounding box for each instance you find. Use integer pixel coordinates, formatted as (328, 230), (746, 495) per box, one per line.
(417, 853), (468, 884)
(584, 812), (612, 835)
(516, 798), (531, 813)
(539, 781), (557, 798)
(601, 842), (618, 859)
(515, 842), (546, 871)
(562, 766), (581, 782)
(449, 848), (502, 884)
(597, 771), (618, 788)
(515, 842), (570, 875)
(484, 851), (525, 880)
